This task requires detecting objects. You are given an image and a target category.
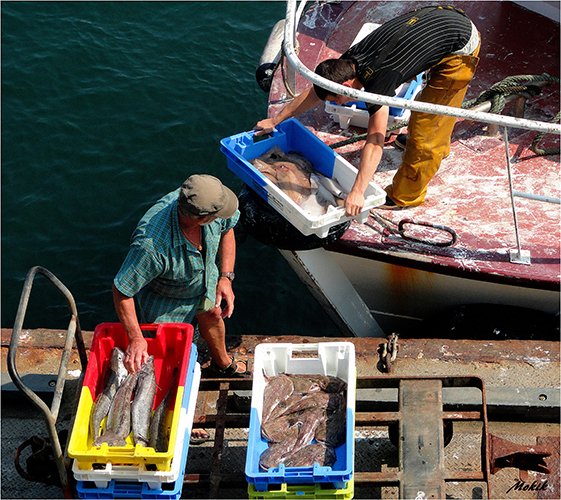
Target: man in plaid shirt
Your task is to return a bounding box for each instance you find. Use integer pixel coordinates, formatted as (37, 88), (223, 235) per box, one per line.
(113, 175), (247, 383)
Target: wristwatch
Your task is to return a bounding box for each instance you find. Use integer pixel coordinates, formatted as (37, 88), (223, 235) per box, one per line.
(220, 272), (235, 282)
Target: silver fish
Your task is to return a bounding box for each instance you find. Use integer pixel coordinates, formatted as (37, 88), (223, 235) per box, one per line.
(90, 347), (128, 439)
(131, 356), (157, 447)
(93, 371), (138, 447)
(282, 442), (336, 468)
(149, 367), (178, 452)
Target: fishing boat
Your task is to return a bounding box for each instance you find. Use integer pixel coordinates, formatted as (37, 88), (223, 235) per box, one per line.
(248, 0), (560, 339)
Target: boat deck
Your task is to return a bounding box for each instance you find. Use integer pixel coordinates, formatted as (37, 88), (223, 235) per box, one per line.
(2, 329), (559, 499)
(268, 0), (560, 287)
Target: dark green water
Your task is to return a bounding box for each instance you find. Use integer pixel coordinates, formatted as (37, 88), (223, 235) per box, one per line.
(1, 1), (341, 337)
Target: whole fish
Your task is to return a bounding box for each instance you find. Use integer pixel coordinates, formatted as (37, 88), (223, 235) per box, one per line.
(287, 374), (347, 393)
(277, 391), (344, 417)
(261, 414), (299, 443)
(323, 376), (347, 394)
(262, 374), (294, 424)
(267, 394), (301, 422)
(93, 371), (138, 447)
(149, 367), (178, 452)
(131, 356), (157, 447)
(251, 146), (347, 215)
(251, 147), (313, 205)
(90, 347), (128, 439)
(259, 433), (298, 471)
(286, 375), (322, 395)
(282, 442), (336, 468)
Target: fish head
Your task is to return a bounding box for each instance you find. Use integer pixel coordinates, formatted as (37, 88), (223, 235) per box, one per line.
(109, 347), (125, 368)
(109, 347), (129, 384)
(138, 355), (156, 377)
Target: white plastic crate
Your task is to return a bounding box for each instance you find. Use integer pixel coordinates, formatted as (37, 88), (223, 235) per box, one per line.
(72, 363), (200, 490)
(325, 74), (423, 130)
(245, 342), (356, 491)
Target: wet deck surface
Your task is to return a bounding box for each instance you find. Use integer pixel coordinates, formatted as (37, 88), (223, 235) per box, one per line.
(2, 330), (559, 499)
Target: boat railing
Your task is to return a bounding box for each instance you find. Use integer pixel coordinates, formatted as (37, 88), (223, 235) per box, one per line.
(284, 0), (561, 135)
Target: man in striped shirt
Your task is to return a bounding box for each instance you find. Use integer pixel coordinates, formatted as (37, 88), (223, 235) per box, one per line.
(254, 6), (480, 212)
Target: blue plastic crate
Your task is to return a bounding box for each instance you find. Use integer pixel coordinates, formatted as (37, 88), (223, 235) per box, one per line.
(75, 346), (199, 499)
(332, 73), (423, 117)
(220, 118), (340, 202)
(245, 343), (356, 492)
(76, 477), (182, 500)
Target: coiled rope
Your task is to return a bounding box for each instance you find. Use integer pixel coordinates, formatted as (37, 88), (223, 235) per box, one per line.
(328, 74), (560, 153)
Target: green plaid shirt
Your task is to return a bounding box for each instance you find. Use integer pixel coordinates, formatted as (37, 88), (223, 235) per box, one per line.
(114, 188), (239, 324)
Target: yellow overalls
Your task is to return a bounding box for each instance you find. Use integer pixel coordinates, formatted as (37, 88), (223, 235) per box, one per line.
(386, 42), (481, 207)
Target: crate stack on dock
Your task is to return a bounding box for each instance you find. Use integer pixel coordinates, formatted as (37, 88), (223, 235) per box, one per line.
(245, 342), (356, 500)
(68, 323), (200, 500)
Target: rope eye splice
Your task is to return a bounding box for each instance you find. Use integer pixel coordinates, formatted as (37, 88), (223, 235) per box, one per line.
(370, 211), (458, 248)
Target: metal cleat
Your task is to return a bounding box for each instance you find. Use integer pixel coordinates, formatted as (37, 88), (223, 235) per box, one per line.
(378, 333), (399, 373)
(489, 434), (553, 475)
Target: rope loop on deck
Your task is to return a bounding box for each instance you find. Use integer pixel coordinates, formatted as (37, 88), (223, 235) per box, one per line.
(530, 111), (561, 156)
(462, 74), (554, 113)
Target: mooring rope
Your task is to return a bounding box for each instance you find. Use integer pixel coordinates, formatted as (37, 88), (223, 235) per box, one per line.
(530, 111), (561, 156)
(328, 74), (560, 153)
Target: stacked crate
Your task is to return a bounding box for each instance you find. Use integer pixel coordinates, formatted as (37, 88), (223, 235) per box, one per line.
(246, 343), (356, 500)
(68, 323), (200, 499)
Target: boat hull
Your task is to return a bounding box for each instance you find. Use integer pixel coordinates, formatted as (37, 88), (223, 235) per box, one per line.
(329, 249), (559, 331)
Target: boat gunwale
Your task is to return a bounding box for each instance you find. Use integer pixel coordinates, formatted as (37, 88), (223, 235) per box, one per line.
(327, 235), (561, 291)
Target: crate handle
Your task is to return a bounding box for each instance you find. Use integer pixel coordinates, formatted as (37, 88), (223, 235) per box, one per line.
(289, 344), (320, 358)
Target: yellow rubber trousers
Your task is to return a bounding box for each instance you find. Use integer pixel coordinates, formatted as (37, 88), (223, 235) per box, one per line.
(386, 44), (481, 207)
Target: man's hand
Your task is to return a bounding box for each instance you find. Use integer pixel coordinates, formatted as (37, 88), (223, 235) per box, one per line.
(253, 88), (321, 138)
(124, 336), (149, 374)
(253, 118), (276, 137)
(344, 190), (365, 217)
(216, 278), (235, 319)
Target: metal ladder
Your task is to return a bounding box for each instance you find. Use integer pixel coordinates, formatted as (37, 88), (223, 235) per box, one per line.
(8, 266), (88, 498)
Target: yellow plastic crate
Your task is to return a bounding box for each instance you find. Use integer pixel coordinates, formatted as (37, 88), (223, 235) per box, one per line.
(248, 478), (354, 499)
(68, 323), (194, 472)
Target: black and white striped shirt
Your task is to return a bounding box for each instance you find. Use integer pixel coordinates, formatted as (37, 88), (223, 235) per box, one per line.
(342, 6), (473, 115)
